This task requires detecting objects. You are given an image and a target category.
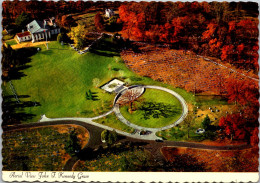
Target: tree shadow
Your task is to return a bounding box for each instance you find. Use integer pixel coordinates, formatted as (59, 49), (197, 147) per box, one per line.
(163, 153), (207, 172)
(77, 140), (149, 161)
(89, 48), (120, 57)
(2, 95), (41, 128)
(37, 49), (54, 55)
(89, 37), (122, 57)
(2, 47), (38, 81)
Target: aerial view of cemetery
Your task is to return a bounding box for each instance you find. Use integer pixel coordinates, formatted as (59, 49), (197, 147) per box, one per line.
(2, 1), (259, 172)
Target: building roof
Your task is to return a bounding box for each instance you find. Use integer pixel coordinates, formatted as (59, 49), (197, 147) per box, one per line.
(27, 20), (48, 34)
(101, 79), (125, 93)
(16, 31), (31, 37)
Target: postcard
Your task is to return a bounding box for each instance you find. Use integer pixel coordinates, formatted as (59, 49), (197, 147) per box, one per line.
(1, 1), (259, 182)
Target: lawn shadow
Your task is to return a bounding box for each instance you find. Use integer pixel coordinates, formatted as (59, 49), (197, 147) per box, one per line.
(77, 140), (149, 161)
(2, 95), (41, 127)
(2, 47), (38, 81)
(89, 48), (120, 57)
(37, 49), (54, 55)
(89, 36), (121, 57)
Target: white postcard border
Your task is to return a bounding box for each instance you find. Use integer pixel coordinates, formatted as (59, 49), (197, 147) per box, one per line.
(2, 171), (259, 182)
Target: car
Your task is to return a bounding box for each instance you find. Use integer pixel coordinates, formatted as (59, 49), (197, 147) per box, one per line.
(196, 128), (205, 134)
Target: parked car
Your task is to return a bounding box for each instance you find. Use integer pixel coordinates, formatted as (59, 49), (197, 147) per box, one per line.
(196, 128), (205, 134)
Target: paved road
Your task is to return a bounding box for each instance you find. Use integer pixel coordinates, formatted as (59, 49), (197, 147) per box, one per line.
(3, 120), (251, 171)
(39, 114), (160, 140)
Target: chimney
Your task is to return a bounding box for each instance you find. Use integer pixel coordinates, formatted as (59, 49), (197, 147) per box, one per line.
(22, 30), (24, 33)
(44, 20), (47, 29)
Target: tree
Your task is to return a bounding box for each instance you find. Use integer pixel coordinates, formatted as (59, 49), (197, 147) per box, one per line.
(101, 130), (109, 142)
(57, 33), (70, 43)
(116, 88), (143, 111)
(64, 130), (81, 156)
(250, 127), (259, 146)
(219, 114), (246, 141)
(92, 78), (100, 88)
(202, 115), (211, 130)
(108, 130), (118, 145)
(101, 130), (118, 145)
(225, 78), (258, 106)
(183, 113), (194, 139)
(94, 12), (104, 31)
(60, 15), (76, 29)
(68, 24), (88, 49)
(15, 12), (31, 31)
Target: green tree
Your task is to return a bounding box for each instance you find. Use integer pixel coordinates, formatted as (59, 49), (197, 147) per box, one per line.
(183, 113), (194, 139)
(64, 130), (81, 156)
(202, 115), (211, 130)
(15, 12), (31, 31)
(101, 130), (109, 142)
(57, 33), (70, 43)
(101, 130), (118, 145)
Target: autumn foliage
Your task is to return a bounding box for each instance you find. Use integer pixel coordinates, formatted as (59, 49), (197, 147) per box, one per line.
(118, 2), (259, 72)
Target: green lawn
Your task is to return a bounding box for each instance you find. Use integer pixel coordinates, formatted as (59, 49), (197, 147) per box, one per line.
(120, 88), (183, 128)
(5, 39), (17, 46)
(93, 113), (135, 133)
(2, 38), (194, 132)
(3, 41), (117, 122)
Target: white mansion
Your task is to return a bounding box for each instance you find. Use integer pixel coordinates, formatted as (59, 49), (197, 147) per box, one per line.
(16, 17), (60, 43)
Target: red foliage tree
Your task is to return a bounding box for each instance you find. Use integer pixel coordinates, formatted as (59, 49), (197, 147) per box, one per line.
(94, 12), (104, 31)
(219, 114), (247, 140)
(221, 44), (234, 62)
(250, 127), (259, 146)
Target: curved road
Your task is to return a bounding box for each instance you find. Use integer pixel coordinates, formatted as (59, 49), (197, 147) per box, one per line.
(3, 120), (251, 170)
(3, 85), (252, 171)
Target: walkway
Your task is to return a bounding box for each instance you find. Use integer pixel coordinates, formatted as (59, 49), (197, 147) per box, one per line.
(38, 85), (188, 140)
(113, 85), (188, 133)
(39, 112), (159, 140)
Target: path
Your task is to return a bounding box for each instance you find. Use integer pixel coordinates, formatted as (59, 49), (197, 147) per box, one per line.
(39, 112), (160, 140)
(38, 85), (188, 140)
(113, 85), (188, 134)
(198, 55), (259, 81)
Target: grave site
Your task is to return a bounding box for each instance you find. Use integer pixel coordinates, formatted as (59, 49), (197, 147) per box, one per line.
(1, 1), (259, 174)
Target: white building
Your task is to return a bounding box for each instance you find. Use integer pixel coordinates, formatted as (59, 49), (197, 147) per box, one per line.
(105, 9), (114, 18)
(16, 31), (32, 43)
(26, 18), (60, 43)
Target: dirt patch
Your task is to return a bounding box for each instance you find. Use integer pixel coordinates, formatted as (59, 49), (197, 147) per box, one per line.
(161, 146), (258, 172)
(121, 44), (258, 95)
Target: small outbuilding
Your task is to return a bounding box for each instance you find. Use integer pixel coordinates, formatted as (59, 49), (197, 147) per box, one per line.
(105, 9), (114, 18)
(16, 31), (32, 43)
(101, 79), (125, 93)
